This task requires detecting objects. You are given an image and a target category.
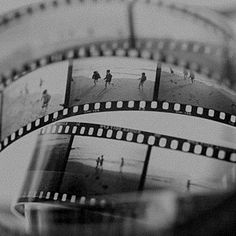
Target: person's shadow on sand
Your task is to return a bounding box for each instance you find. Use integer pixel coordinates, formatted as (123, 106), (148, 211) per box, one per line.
(74, 85), (97, 102)
(95, 87), (113, 99)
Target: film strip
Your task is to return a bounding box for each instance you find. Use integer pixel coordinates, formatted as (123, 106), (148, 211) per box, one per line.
(15, 189), (234, 221)
(0, 41), (231, 88)
(16, 191), (178, 236)
(14, 190), (236, 236)
(0, 0), (231, 37)
(13, 121), (235, 218)
(1, 100), (236, 152)
(0, 45), (235, 142)
(13, 190), (236, 236)
(37, 121), (236, 162)
(0, 0), (234, 88)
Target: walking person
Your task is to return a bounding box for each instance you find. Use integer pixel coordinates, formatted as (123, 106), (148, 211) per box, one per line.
(138, 72), (147, 90)
(95, 156), (100, 169)
(183, 68), (188, 80)
(120, 157), (124, 173)
(41, 89), (51, 111)
(104, 70), (112, 88)
(189, 70), (195, 83)
(92, 71), (101, 86)
(100, 155), (104, 170)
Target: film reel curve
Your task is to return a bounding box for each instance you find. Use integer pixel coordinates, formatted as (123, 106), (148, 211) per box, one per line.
(0, 0), (235, 87)
(14, 121), (236, 216)
(1, 100), (236, 152)
(0, 41), (232, 88)
(1, 44), (236, 143)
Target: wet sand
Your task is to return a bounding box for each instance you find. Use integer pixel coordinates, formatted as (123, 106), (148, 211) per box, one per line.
(61, 161), (141, 196)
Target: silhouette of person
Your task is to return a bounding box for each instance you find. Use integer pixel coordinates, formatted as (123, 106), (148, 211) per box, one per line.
(104, 70), (112, 88)
(96, 156), (100, 169)
(100, 155), (104, 169)
(189, 70), (195, 83)
(41, 89), (51, 111)
(92, 71), (101, 85)
(120, 157), (124, 173)
(138, 72), (147, 90)
(170, 67), (174, 74)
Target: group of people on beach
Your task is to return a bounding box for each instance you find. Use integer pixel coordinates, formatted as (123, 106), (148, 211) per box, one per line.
(95, 155), (125, 173)
(92, 70), (112, 88)
(21, 65), (196, 115)
(95, 155), (104, 169)
(92, 66), (195, 92)
(183, 68), (195, 83)
(170, 67), (195, 83)
(92, 70), (148, 90)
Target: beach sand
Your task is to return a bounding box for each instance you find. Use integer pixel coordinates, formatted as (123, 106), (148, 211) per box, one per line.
(61, 161), (141, 196)
(69, 76), (154, 106)
(1, 92), (63, 139)
(159, 71), (236, 114)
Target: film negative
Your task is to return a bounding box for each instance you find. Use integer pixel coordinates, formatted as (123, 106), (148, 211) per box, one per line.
(1, 115), (235, 185)
(1, 120), (231, 228)
(13, 190), (236, 236)
(1, 39), (235, 89)
(0, 0), (232, 39)
(1, 99), (236, 151)
(0, 0), (235, 89)
(1, 53), (236, 142)
(0, 119), (231, 210)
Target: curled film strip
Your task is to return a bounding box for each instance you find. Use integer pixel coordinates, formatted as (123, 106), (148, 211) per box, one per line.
(1, 100), (236, 152)
(0, 0), (232, 38)
(15, 188), (234, 231)
(15, 190), (236, 236)
(36, 121), (236, 162)
(0, 42), (231, 88)
(0, 0), (234, 86)
(14, 121), (236, 215)
(0, 49), (236, 143)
